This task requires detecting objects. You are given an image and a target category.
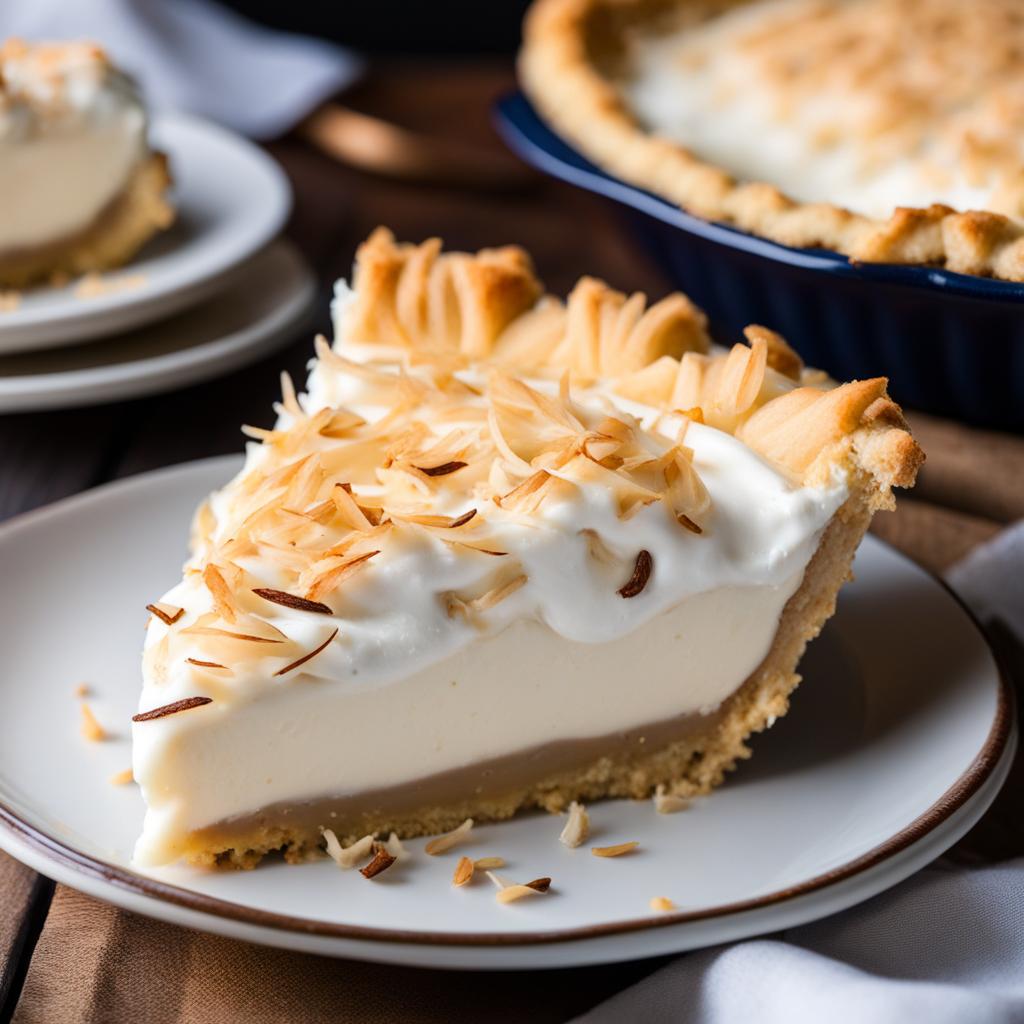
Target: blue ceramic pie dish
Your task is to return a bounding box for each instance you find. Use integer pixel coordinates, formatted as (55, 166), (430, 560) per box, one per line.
(495, 92), (1024, 432)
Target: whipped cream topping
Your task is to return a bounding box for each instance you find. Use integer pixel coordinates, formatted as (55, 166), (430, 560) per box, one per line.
(0, 40), (148, 252)
(132, 273), (848, 864)
(621, 0), (1020, 220)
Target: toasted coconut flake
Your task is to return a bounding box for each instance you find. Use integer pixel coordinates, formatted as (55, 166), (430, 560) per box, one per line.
(109, 768), (134, 786)
(452, 855), (475, 887)
(305, 550), (380, 603)
(487, 406), (534, 474)
(74, 683), (90, 698)
(424, 817), (473, 855)
(555, 453), (660, 521)
(146, 602), (184, 626)
(663, 447), (711, 527)
(448, 508), (477, 529)
(273, 627), (339, 678)
(525, 877), (552, 893)
(650, 896), (677, 912)
(80, 702), (107, 742)
(360, 844), (397, 879)
(473, 856), (505, 870)
(677, 514), (703, 534)
(416, 460), (467, 477)
(180, 625), (284, 644)
(253, 588), (332, 614)
(318, 408), (366, 437)
(470, 574), (527, 613)
(450, 541), (508, 557)
(445, 573), (527, 623)
(591, 841), (639, 858)
(485, 871), (515, 890)
(323, 830), (375, 869)
(581, 430), (623, 464)
(397, 509), (476, 529)
(578, 528), (616, 566)
(496, 884), (546, 905)
(185, 657), (231, 671)
(241, 423), (278, 443)
(202, 564), (237, 623)
(559, 801), (590, 848)
(279, 370), (302, 417)
(494, 469), (554, 515)
(654, 784), (690, 814)
(132, 696), (213, 722)
(618, 550), (653, 598)
(330, 483), (375, 531)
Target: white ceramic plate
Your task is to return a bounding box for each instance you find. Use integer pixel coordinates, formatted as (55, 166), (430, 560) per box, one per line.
(0, 241), (314, 413)
(0, 458), (1013, 970)
(0, 114), (291, 355)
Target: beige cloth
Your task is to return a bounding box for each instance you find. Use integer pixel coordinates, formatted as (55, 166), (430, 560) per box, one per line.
(2, 412), (1021, 1023)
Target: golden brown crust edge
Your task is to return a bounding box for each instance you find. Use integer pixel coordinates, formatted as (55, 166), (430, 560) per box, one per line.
(519, 0), (1024, 282)
(0, 151), (175, 289)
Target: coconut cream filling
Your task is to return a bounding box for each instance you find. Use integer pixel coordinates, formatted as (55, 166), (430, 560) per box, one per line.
(621, 4), (1003, 220)
(133, 574), (803, 866)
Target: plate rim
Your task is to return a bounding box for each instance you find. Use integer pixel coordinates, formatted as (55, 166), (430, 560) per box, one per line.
(0, 112), (292, 352)
(0, 457), (1014, 949)
(0, 240), (316, 413)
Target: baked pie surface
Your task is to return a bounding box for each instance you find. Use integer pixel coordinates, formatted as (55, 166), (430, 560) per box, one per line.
(521, 0), (1024, 281)
(0, 39), (174, 288)
(133, 229), (921, 868)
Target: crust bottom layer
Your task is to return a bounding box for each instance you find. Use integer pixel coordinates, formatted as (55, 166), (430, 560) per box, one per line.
(179, 488), (874, 869)
(0, 152), (174, 289)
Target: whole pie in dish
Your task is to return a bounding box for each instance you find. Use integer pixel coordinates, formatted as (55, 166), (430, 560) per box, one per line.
(0, 39), (173, 289)
(133, 228), (922, 868)
(520, 0), (1024, 282)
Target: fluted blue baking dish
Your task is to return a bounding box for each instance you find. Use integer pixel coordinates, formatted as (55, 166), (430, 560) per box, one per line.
(495, 92), (1024, 432)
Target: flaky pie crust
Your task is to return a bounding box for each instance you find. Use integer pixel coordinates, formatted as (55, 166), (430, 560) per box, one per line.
(520, 0), (1024, 282)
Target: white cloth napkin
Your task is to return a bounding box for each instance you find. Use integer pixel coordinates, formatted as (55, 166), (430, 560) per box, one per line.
(576, 859), (1024, 1024)
(0, 0), (362, 138)
(576, 523), (1024, 1024)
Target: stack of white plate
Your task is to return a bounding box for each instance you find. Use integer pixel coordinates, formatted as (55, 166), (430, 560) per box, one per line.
(0, 114), (315, 413)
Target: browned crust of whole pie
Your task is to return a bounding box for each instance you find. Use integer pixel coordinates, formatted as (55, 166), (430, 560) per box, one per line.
(0, 151), (175, 290)
(519, 0), (1024, 282)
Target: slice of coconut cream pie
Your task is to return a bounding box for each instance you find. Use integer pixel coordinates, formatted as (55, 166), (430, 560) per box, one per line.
(133, 228), (922, 868)
(0, 39), (173, 288)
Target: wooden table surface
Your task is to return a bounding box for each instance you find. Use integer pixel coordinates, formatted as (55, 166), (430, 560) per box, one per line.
(0, 60), (1022, 1022)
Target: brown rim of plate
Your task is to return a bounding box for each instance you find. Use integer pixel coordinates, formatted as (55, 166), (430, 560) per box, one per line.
(0, 560), (1014, 948)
